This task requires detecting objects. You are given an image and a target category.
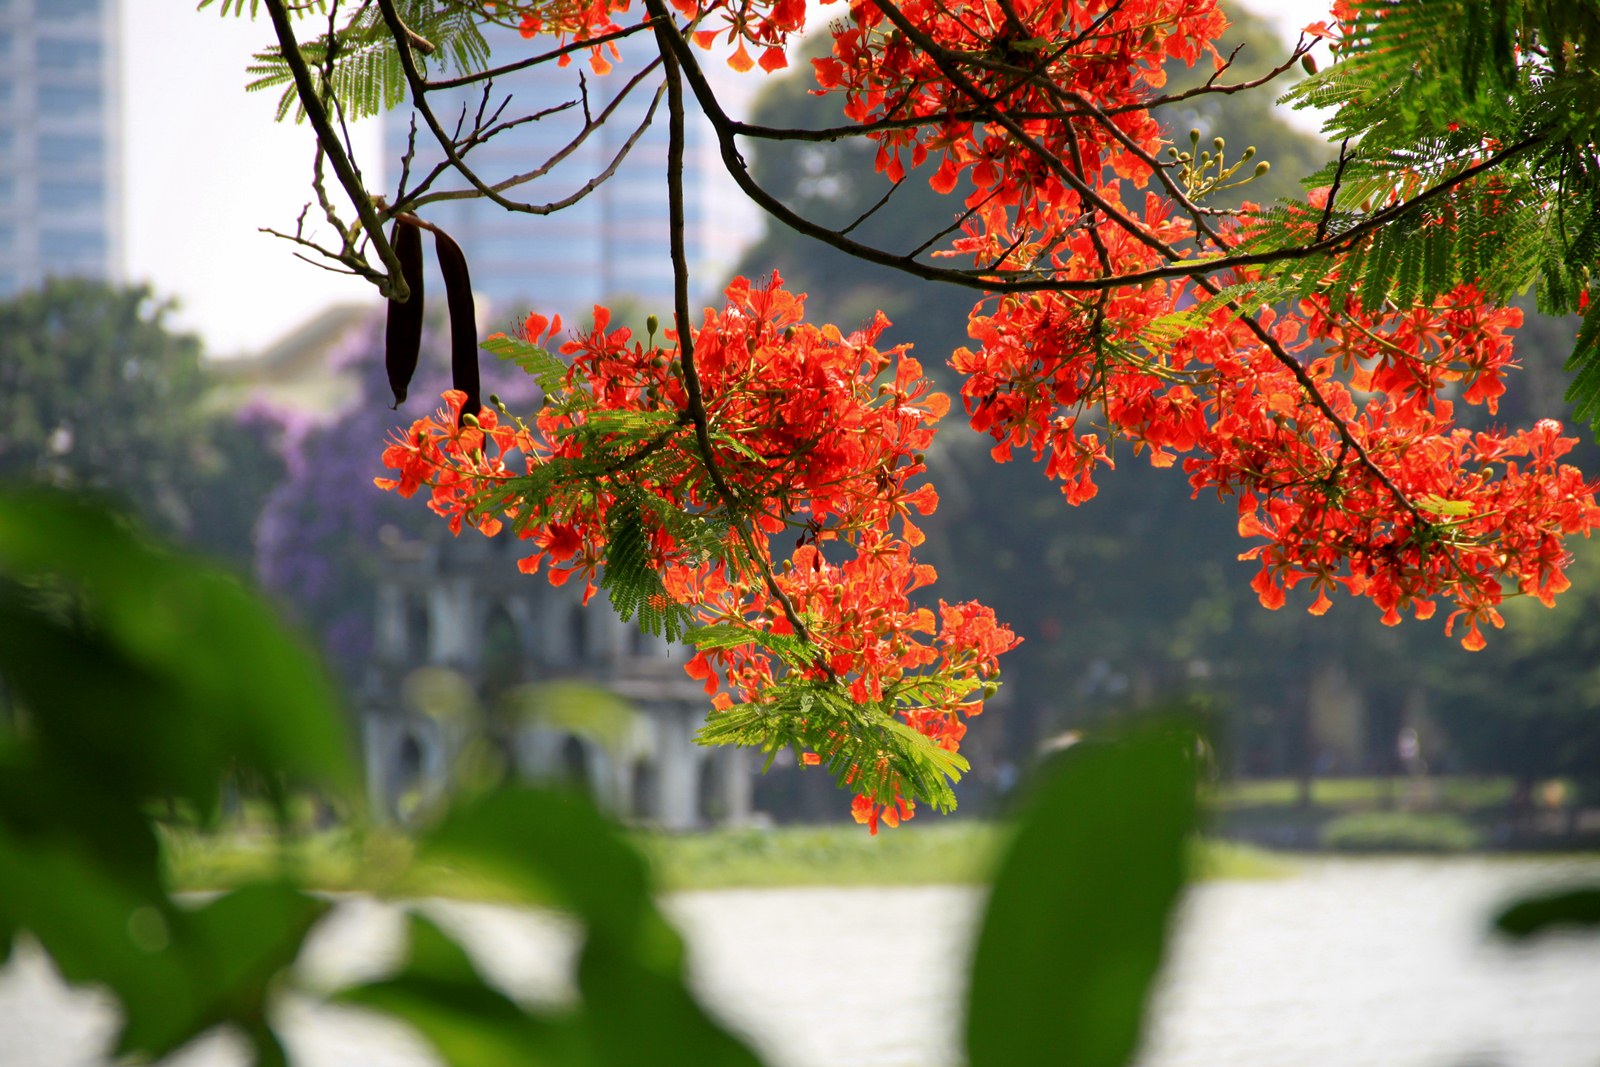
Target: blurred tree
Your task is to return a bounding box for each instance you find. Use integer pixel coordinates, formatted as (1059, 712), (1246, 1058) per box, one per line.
(1433, 535), (1600, 810)
(0, 279), (284, 570)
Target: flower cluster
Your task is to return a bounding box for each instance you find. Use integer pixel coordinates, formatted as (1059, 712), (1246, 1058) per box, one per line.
(814, 0), (1226, 217)
(808, 0), (1600, 649)
(499, 0), (804, 73)
(377, 274), (1017, 825)
(950, 183), (1599, 649)
(674, 533), (1016, 831)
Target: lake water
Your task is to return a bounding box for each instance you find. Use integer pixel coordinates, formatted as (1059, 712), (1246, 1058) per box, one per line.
(2, 857), (1598, 1067)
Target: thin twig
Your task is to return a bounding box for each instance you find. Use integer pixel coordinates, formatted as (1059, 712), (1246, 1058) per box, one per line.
(263, 0), (404, 296)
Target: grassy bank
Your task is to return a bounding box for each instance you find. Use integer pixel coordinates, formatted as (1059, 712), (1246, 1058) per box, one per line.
(1207, 775), (1600, 851)
(164, 821), (1290, 900)
(1211, 776), (1518, 811)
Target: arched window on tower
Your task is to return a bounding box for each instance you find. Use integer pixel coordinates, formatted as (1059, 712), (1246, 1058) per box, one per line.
(398, 733), (424, 782)
(568, 603), (588, 664)
(558, 734), (591, 795)
(481, 603), (522, 699)
(630, 759), (659, 822)
(405, 598), (432, 663)
(697, 752), (726, 826)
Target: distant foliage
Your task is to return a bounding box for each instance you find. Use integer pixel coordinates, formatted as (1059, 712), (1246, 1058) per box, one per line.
(0, 280), (284, 570)
(1320, 810), (1483, 852)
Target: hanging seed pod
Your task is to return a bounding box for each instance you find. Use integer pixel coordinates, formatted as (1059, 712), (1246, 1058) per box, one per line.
(384, 220), (425, 408)
(433, 226), (480, 422)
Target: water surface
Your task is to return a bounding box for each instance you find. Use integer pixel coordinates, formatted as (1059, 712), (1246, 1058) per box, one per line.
(2, 857), (1597, 1067)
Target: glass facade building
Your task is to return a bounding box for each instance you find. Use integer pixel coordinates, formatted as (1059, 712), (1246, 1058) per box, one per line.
(0, 0), (121, 299)
(382, 25), (760, 329)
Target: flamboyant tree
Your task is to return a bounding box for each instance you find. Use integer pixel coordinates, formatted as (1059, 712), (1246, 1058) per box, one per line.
(213, 0), (1600, 827)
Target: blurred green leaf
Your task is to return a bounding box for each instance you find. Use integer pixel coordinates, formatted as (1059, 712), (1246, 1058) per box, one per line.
(0, 817), (193, 1017)
(499, 681), (637, 752)
(0, 488), (356, 810)
(343, 977), (593, 1067)
(117, 880), (329, 1059)
(420, 789), (666, 958)
(575, 940), (763, 1067)
(1493, 886), (1600, 939)
(0, 490), (357, 1060)
(417, 789), (763, 1067)
(965, 725), (1199, 1067)
(406, 911), (488, 984)
(340, 912), (599, 1067)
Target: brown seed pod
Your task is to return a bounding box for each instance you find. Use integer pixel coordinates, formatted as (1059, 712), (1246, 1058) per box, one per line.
(433, 226), (480, 422)
(384, 220), (425, 408)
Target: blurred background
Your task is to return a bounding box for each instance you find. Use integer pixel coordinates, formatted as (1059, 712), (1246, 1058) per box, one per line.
(2, 3), (1599, 1067)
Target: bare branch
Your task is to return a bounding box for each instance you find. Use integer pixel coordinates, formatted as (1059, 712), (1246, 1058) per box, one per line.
(264, 0), (405, 296)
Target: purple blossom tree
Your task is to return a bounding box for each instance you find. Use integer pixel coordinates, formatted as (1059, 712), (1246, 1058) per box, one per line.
(256, 313), (538, 677)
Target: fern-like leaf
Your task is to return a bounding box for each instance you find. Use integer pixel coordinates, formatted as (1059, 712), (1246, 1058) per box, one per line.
(1563, 304), (1600, 426)
(696, 681), (969, 812)
(599, 502), (693, 641)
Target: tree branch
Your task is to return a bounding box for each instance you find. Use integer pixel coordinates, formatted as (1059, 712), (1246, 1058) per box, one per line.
(649, 0), (817, 654)
(263, 0), (405, 298)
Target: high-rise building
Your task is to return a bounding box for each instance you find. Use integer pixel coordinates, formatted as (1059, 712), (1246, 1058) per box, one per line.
(0, 0), (122, 299)
(382, 24), (760, 327)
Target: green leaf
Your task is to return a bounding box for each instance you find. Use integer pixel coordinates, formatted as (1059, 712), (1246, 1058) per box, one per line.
(600, 503), (693, 641)
(484, 333), (571, 395)
(574, 939), (763, 1067)
(1563, 303), (1600, 429)
(403, 911), (488, 984)
(882, 717), (971, 785)
(1416, 495), (1475, 518)
(340, 913), (597, 1067)
(0, 489), (357, 808)
(688, 622), (812, 666)
(0, 491), (355, 1060)
(1493, 885), (1600, 939)
(965, 723), (1199, 1067)
(694, 680), (969, 812)
(419, 789), (667, 958)
(411, 790), (763, 1067)
(0, 816), (193, 1036)
(343, 978), (594, 1067)
(243, 1), (491, 123)
(117, 880), (329, 1059)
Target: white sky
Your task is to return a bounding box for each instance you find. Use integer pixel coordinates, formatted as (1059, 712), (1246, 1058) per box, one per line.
(125, 0), (1338, 358)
